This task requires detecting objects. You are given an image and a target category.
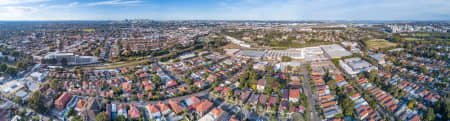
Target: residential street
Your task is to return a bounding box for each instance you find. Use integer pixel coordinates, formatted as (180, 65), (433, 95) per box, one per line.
(301, 64), (319, 121)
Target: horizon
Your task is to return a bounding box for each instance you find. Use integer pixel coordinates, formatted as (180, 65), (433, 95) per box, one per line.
(0, 0), (449, 21)
(0, 19), (449, 22)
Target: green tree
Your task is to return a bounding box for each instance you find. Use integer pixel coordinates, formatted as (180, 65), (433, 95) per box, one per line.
(96, 49), (101, 56)
(116, 115), (126, 121)
(286, 65), (293, 72)
(28, 90), (46, 113)
(265, 65), (275, 75)
(419, 65), (428, 74)
(50, 79), (62, 91)
(424, 108), (436, 121)
(13, 96), (22, 105)
(291, 112), (305, 121)
(95, 112), (109, 121)
(5, 67), (17, 76)
(152, 74), (161, 86)
(281, 56), (292, 62)
(16, 62), (26, 70)
(71, 115), (83, 121)
(0, 63), (7, 72)
(185, 78), (193, 85)
(326, 79), (337, 90)
(408, 99), (416, 110)
(32, 115), (40, 121)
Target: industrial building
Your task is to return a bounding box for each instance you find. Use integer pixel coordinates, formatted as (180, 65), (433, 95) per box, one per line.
(43, 52), (98, 66)
(339, 57), (377, 76)
(320, 44), (352, 58)
(265, 49), (304, 60)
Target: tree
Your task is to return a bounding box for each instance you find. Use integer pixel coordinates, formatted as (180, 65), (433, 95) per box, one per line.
(67, 108), (75, 117)
(129, 74), (137, 82)
(424, 108), (436, 121)
(50, 79), (62, 91)
(291, 112), (305, 121)
(16, 62), (26, 70)
(13, 96), (22, 105)
(419, 65), (428, 74)
(116, 115), (126, 121)
(327, 79), (337, 90)
(281, 56), (292, 62)
(408, 99), (416, 110)
(71, 115), (83, 121)
(152, 74), (161, 86)
(32, 116), (40, 121)
(286, 65), (293, 72)
(96, 49), (101, 56)
(358, 73), (365, 78)
(0, 63), (7, 72)
(5, 67), (17, 76)
(185, 78), (193, 85)
(95, 112), (109, 121)
(265, 65), (275, 75)
(28, 90), (46, 113)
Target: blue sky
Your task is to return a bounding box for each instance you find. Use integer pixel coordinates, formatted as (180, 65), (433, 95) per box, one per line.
(0, 0), (449, 20)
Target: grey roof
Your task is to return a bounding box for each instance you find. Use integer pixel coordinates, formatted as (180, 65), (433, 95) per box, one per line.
(236, 50), (265, 58)
(320, 44), (352, 58)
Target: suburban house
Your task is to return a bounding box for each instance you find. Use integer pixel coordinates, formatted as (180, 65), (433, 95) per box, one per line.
(147, 104), (161, 119)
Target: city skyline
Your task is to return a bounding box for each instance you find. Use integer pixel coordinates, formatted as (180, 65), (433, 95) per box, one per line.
(0, 0), (449, 21)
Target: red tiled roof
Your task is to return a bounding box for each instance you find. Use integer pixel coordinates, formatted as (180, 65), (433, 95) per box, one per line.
(55, 92), (73, 110)
(289, 89), (300, 99)
(128, 105), (140, 119)
(210, 108), (222, 117)
(147, 104), (160, 113)
(158, 102), (170, 112)
(168, 100), (184, 114)
(75, 100), (86, 110)
(195, 100), (213, 114)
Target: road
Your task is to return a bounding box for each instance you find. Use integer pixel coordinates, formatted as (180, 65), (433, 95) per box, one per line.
(301, 64), (319, 121)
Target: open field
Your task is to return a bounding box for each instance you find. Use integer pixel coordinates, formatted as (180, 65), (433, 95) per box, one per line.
(82, 29), (95, 32)
(413, 33), (430, 37)
(404, 38), (421, 41)
(222, 43), (244, 49)
(366, 39), (397, 49)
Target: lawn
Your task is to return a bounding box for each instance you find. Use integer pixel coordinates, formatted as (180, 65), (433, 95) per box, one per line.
(82, 29), (95, 32)
(414, 33), (430, 37)
(222, 43), (244, 49)
(366, 39), (398, 50)
(404, 38), (421, 41)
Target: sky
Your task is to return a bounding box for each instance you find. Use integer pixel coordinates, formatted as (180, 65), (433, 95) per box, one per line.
(0, 0), (449, 21)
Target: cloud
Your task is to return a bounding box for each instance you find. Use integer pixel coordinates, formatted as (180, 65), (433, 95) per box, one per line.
(87, 0), (142, 6)
(46, 2), (79, 8)
(0, 0), (50, 6)
(0, 6), (38, 20)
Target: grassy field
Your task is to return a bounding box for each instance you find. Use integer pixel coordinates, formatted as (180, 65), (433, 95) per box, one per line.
(222, 43), (245, 49)
(82, 29), (95, 32)
(404, 38), (421, 41)
(366, 39), (398, 50)
(414, 33), (430, 37)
